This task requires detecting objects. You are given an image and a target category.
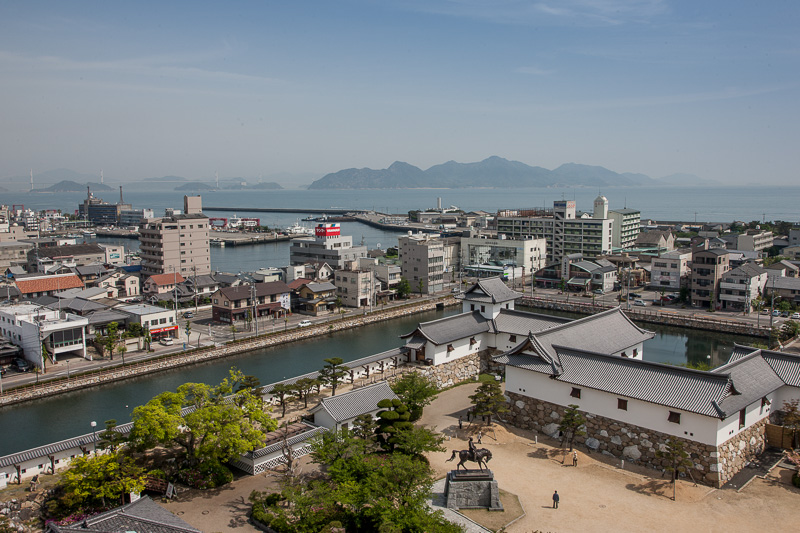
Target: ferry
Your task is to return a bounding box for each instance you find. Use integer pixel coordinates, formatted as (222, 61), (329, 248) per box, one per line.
(286, 221), (314, 236)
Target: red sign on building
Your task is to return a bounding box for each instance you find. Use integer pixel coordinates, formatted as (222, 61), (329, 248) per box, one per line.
(315, 223), (341, 237)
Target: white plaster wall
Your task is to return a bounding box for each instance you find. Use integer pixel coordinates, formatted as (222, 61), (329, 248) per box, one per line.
(0, 446), (88, 484)
(506, 366), (719, 445)
(715, 396), (772, 444)
(433, 335), (480, 366)
(312, 409), (337, 431)
(772, 385), (800, 412)
(610, 341), (644, 360)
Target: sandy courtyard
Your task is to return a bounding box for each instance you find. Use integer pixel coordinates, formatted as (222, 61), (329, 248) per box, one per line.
(158, 381), (800, 532)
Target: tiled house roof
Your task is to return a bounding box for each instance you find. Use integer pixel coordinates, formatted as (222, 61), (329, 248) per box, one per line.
(15, 274), (84, 295)
(310, 381), (398, 423)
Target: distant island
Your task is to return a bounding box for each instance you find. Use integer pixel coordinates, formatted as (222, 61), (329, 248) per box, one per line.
(145, 175), (187, 182)
(175, 182), (215, 191)
(224, 182), (283, 190)
(33, 180), (113, 193)
(309, 156), (717, 190)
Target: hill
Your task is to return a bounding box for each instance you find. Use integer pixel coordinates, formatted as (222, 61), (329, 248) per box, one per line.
(223, 182), (283, 190)
(309, 157), (667, 189)
(175, 182), (215, 191)
(145, 175), (187, 182)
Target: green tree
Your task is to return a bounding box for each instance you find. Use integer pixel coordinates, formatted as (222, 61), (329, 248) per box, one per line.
(396, 277), (411, 299)
(469, 379), (509, 425)
(655, 437), (694, 500)
(230, 324), (237, 341)
(391, 372), (439, 421)
(375, 398), (413, 452)
(782, 399), (800, 448)
(97, 419), (127, 452)
(103, 321), (120, 360)
(417, 279), (425, 295)
(558, 404), (586, 452)
(237, 374), (262, 394)
(118, 344), (127, 365)
(46, 452), (146, 518)
(318, 357), (349, 396)
(129, 369), (277, 469)
(351, 413), (379, 444)
(270, 383), (295, 418)
(291, 377), (320, 408)
(391, 425), (445, 457)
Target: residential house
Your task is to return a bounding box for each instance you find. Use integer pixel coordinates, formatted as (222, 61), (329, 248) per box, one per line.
(211, 281), (291, 323)
(764, 260), (799, 278)
(143, 272), (186, 302)
(15, 274), (84, 299)
(334, 262), (378, 309)
(635, 230), (675, 252)
(766, 274), (800, 306)
(719, 263), (768, 312)
(295, 281), (338, 315)
(26, 243), (106, 273)
(650, 249), (691, 291)
(70, 263), (109, 287)
(0, 304), (89, 367)
(118, 303), (178, 342)
(96, 270), (140, 298)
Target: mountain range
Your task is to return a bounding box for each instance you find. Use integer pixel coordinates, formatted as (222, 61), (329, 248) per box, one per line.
(308, 156), (718, 190)
(33, 180), (113, 193)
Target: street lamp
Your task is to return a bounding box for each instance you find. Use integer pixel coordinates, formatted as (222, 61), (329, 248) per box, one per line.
(90, 421), (97, 453)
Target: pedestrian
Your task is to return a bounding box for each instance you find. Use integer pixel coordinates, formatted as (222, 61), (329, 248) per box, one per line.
(466, 410), (471, 422)
(573, 450), (578, 467)
(552, 490), (559, 509)
(477, 431), (482, 444)
(458, 415), (463, 430)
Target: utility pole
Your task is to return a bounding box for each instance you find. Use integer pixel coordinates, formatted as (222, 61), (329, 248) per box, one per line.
(769, 276), (775, 348)
(193, 266), (198, 313)
(251, 282), (259, 335)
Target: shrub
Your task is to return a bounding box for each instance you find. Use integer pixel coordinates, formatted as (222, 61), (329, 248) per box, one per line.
(793, 472), (800, 489)
(177, 461), (233, 489)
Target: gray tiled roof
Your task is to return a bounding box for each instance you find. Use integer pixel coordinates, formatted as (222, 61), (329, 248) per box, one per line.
(713, 352), (786, 415)
(727, 344), (759, 363)
(493, 309), (569, 336)
(400, 311), (492, 345)
(462, 277), (522, 304)
(312, 381), (397, 423)
(35, 243), (104, 259)
(529, 308), (654, 361)
(49, 496), (200, 533)
(767, 274), (800, 291)
(728, 263), (767, 278)
(306, 281), (337, 292)
(762, 350), (800, 388)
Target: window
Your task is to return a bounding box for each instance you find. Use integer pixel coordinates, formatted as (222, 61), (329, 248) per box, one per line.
(668, 411), (681, 424)
(481, 305), (485, 313)
(447, 344), (454, 352)
(509, 335), (517, 343)
(470, 337), (477, 346)
(761, 397), (771, 414)
(739, 409), (746, 429)
(470, 304), (475, 311)
(633, 348), (638, 357)
(617, 398), (628, 411)
(570, 387), (581, 399)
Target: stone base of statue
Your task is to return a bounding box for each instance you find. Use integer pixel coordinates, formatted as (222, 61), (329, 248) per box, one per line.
(444, 469), (503, 511)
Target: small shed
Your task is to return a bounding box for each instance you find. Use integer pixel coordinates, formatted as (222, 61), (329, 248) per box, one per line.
(309, 381), (398, 431)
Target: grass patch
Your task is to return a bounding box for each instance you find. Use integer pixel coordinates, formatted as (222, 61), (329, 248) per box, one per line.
(457, 489), (524, 532)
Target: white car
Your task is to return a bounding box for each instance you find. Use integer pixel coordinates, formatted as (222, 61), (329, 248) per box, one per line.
(633, 299), (646, 307)
(159, 337), (174, 346)
(791, 312), (800, 320)
(298, 320), (313, 327)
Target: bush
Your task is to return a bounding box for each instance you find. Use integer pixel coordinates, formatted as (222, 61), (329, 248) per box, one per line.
(793, 472), (800, 489)
(177, 461), (233, 489)
(147, 468), (168, 481)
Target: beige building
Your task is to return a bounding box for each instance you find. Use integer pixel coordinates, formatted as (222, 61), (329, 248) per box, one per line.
(691, 241), (731, 309)
(398, 233), (445, 294)
(334, 262), (378, 308)
(139, 196), (210, 277)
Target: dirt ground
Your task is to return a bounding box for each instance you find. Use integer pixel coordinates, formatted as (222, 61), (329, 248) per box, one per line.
(422, 383), (800, 533)
(150, 380), (800, 532)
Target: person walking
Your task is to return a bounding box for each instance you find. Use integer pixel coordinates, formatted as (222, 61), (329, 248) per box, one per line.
(552, 490), (559, 509)
(477, 431), (482, 444)
(458, 415), (463, 430)
(573, 450), (578, 467)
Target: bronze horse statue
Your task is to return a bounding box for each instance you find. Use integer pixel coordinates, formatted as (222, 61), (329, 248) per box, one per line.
(446, 447), (493, 471)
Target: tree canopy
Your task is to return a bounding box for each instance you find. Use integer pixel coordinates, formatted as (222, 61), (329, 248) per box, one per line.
(469, 379), (509, 425)
(558, 404), (586, 451)
(129, 368), (277, 468)
(391, 372), (439, 421)
(318, 357), (349, 396)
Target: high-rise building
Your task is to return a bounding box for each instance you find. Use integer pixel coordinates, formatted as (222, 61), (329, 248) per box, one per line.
(496, 198), (613, 266)
(139, 196), (210, 277)
(398, 234), (445, 294)
(608, 208), (641, 250)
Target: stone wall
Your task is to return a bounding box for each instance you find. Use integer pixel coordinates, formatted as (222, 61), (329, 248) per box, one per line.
(716, 418), (767, 485)
(418, 351), (486, 388)
(505, 391), (754, 487)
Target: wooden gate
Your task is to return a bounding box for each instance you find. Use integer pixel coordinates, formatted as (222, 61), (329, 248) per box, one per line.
(765, 423), (795, 449)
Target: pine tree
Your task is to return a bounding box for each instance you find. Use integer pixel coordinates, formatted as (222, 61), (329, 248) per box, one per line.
(469, 380), (509, 425)
(558, 404), (586, 451)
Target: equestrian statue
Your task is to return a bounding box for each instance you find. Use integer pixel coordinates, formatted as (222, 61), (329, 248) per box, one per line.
(447, 437), (493, 471)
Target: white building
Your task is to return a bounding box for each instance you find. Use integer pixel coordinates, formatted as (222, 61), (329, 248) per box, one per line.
(499, 343), (800, 487)
(719, 263), (768, 312)
(608, 208), (641, 250)
(460, 233), (546, 277)
(650, 249), (692, 291)
(398, 233), (445, 294)
(117, 303), (178, 342)
(289, 223), (368, 269)
(496, 198), (613, 265)
(309, 381), (398, 432)
(0, 304), (89, 367)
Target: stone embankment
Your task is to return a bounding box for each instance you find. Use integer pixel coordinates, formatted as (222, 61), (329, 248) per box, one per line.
(519, 296), (769, 338)
(0, 298), (456, 407)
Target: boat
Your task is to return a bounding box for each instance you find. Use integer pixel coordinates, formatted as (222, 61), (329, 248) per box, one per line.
(82, 231), (96, 238)
(286, 221), (314, 236)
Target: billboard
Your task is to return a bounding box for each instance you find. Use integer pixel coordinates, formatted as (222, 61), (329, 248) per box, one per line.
(315, 223), (341, 237)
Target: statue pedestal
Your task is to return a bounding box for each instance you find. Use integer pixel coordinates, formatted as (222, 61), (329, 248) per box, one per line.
(444, 469), (503, 511)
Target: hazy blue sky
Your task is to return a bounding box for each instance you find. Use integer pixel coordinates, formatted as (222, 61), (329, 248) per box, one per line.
(1, 1), (798, 185)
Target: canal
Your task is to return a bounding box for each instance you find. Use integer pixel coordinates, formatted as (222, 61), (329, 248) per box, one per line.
(0, 307), (760, 455)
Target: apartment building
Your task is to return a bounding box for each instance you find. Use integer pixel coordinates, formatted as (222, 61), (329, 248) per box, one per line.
(398, 234), (445, 294)
(650, 249), (691, 291)
(0, 304), (89, 366)
(460, 233), (546, 275)
(496, 198), (613, 265)
(723, 230), (774, 255)
(26, 243), (106, 273)
(139, 196), (210, 277)
(608, 208), (641, 250)
(691, 241), (731, 309)
(289, 223), (367, 269)
(719, 263), (768, 312)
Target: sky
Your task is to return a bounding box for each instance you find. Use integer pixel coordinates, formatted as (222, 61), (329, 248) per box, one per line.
(1, 0), (799, 186)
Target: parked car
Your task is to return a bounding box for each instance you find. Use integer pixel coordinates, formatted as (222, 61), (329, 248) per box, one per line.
(0, 366), (7, 376)
(451, 287), (461, 294)
(183, 311), (194, 319)
(760, 309), (770, 315)
(592, 289), (604, 295)
(159, 337), (174, 346)
(790, 312), (800, 320)
(781, 311), (790, 318)
(629, 292), (642, 298)
(633, 299), (646, 307)
(298, 319), (313, 327)
(12, 358), (31, 372)
(772, 310), (781, 317)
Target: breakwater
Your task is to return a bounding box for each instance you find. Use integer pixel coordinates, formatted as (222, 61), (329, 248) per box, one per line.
(519, 296), (770, 338)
